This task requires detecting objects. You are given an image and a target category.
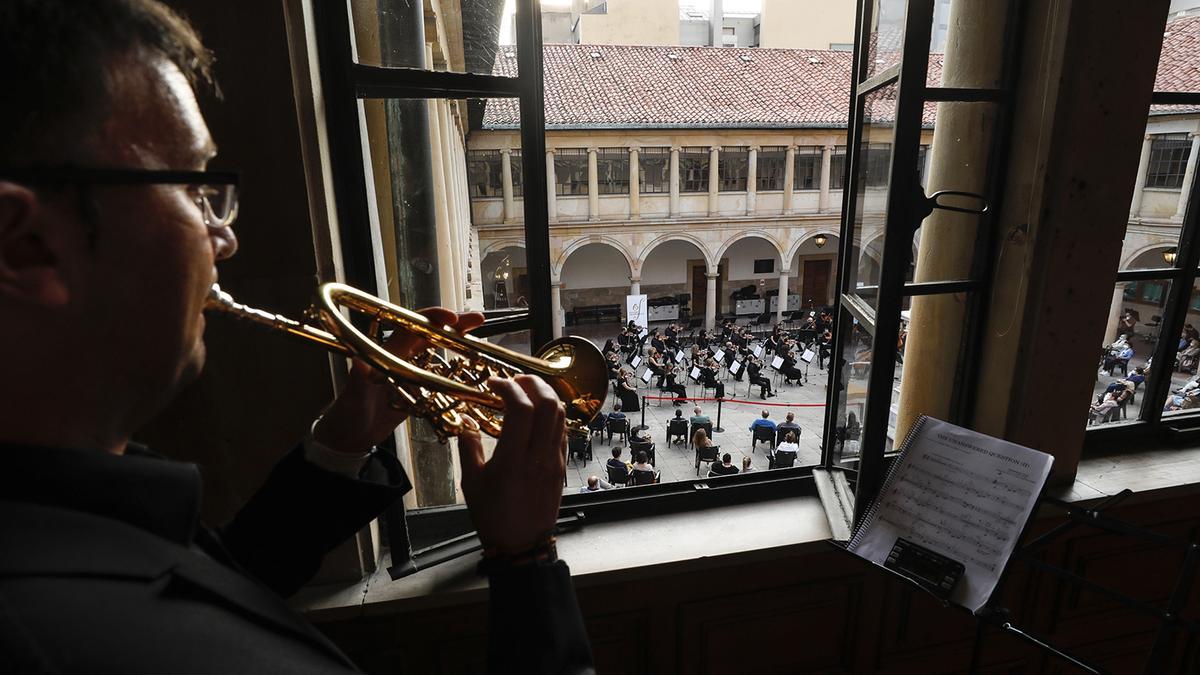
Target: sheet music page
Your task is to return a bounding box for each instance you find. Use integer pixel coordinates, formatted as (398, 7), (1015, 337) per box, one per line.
(730, 361), (741, 374)
(754, 345), (763, 357)
(847, 417), (1053, 613)
(801, 349), (815, 363)
(675, 351), (685, 363)
(771, 355), (784, 369)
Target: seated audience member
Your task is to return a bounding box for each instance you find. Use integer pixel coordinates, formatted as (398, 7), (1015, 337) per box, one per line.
(607, 402), (630, 443)
(709, 453), (740, 476)
(1090, 392), (1120, 421)
(749, 410), (777, 434)
(777, 411), (801, 438)
(606, 447), (630, 473)
(579, 475), (613, 493)
(1099, 340), (1133, 375)
(631, 450), (656, 474)
(1181, 339), (1200, 374)
(1118, 311), (1137, 338)
(0, 2), (592, 672)
(690, 406), (711, 426)
(1126, 367), (1147, 387)
(772, 431), (800, 466)
(741, 456), (756, 473)
(692, 428), (716, 453)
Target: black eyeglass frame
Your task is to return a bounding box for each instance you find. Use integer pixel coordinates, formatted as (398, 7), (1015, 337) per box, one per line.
(0, 166), (240, 227)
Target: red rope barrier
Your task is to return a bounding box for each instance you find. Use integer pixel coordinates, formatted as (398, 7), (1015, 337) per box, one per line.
(640, 395), (825, 408)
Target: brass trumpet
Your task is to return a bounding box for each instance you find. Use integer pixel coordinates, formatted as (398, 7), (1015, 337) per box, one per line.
(205, 282), (608, 441)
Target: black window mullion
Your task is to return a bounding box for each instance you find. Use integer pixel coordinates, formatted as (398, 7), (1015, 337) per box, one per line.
(514, 0), (552, 349)
(1141, 163), (1200, 426)
(351, 64), (523, 99)
(851, 0), (935, 527)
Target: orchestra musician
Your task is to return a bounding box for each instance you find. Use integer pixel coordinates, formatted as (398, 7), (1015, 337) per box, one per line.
(748, 356), (776, 399)
(663, 365), (690, 405)
(701, 356), (726, 399)
(617, 368), (641, 412)
(647, 348), (667, 388)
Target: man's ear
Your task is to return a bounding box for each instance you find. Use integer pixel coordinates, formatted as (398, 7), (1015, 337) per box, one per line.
(0, 182), (69, 307)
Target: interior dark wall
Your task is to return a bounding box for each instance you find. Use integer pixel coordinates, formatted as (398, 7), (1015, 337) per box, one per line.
(136, 1), (334, 525)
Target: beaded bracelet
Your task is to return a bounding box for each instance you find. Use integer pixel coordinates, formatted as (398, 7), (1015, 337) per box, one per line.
(476, 536), (558, 576)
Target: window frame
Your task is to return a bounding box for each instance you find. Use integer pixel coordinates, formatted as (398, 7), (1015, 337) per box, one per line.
(756, 145), (787, 192)
(718, 145), (749, 192)
(638, 146), (671, 193)
(467, 149), (503, 198)
(678, 146), (710, 193)
(595, 147), (630, 195)
(1146, 133), (1192, 189)
(554, 148), (590, 196)
(793, 145), (822, 190)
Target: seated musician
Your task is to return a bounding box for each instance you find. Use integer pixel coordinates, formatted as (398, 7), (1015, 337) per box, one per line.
(602, 339), (618, 356)
(701, 357), (726, 399)
(647, 348), (667, 388)
(0, 2), (592, 672)
(722, 342), (738, 369)
(606, 351), (622, 380)
(781, 350), (805, 384)
(650, 330), (667, 355)
(663, 365), (689, 405)
(617, 371), (641, 412)
(748, 357), (776, 399)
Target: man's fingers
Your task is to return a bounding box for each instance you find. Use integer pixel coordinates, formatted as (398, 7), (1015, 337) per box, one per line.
(457, 429), (485, 492)
(456, 311), (485, 335)
(490, 376), (534, 462)
(514, 375), (566, 469)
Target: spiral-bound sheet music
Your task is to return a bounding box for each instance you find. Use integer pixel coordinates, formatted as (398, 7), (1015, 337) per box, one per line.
(847, 417), (1053, 613)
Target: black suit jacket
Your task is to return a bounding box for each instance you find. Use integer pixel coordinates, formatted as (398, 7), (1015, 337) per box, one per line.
(0, 443), (594, 674)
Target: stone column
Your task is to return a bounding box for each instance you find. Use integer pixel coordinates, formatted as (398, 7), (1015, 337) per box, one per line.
(1130, 134), (1153, 217)
(1175, 132), (1200, 221)
(545, 149), (558, 223)
(708, 145), (720, 216)
(783, 145), (796, 213)
(669, 146), (680, 217)
(551, 282), (563, 339)
(747, 145), (759, 215)
(818, 144), (833, 213)
(587, 147), (599, 221)
(630, 277), (641, 296)
(705, 272), (718, 330)
(500, 148), (515, 224)
(629, 147), (640, 219)
(776, 268), (789, 325)
(896, 0), (1009, 444)
(1102, 285), (1126, 346)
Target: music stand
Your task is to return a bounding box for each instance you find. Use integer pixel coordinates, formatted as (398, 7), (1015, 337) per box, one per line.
(800, 347), (816, 384)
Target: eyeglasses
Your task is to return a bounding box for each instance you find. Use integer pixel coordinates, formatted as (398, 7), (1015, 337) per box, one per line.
(0, 166), (240, 228)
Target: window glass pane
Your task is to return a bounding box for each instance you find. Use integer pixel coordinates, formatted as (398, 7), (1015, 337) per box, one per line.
(554, 148), (589, 196)
(1146, 134), (1193, 189)
(363, 96), (531, 511)
(847, 84), (898, 307)
(596, 148), (630, 195)
(719, 146), (749, 192)
(793, 146), (823, 190)
(1087, 282), (1168, 427)
(909, 101), (999, 284)
(350, 0), (513, 76)
(864, 0), (907, 81)
(639, 147), (670, 194)
(830, 308), (872, 469)
(757, 146), (787, 191)
(830, 145), (848, 190)
(1163, 281), (1200, 419)
(510, 149), (523, 197)
(679, 146), (710, 193)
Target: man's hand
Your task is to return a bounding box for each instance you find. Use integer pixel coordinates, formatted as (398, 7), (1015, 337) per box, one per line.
(312, 307), (484, 454)
(458, 375), (567, 555)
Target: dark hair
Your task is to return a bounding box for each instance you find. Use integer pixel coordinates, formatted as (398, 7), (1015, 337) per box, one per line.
(722, 453), (732, 463)
(611, 447), (621, 458)
(635, 451), (648, 464)
(613, 401), (622, 412)
(0, 0), (214, 163)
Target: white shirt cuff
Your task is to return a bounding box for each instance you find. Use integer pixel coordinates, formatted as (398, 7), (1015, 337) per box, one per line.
(303, 431), (371, 479)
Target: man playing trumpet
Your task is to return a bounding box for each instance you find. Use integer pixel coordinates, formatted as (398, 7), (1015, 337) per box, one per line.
(0, 1), (592, 672)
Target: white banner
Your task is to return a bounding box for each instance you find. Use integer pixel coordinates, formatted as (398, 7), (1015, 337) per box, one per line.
(626, 294), (648, 329)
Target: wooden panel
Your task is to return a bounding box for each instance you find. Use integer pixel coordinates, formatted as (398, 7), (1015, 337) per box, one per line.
(676, 576), (864, 674)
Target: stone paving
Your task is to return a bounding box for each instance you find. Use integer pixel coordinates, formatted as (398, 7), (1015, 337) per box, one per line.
(558, 323), (831, 493)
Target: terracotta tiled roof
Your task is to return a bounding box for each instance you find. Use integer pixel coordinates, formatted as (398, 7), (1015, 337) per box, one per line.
(1152, 15), (1200, 115)
(483, 17), (1199, 130)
